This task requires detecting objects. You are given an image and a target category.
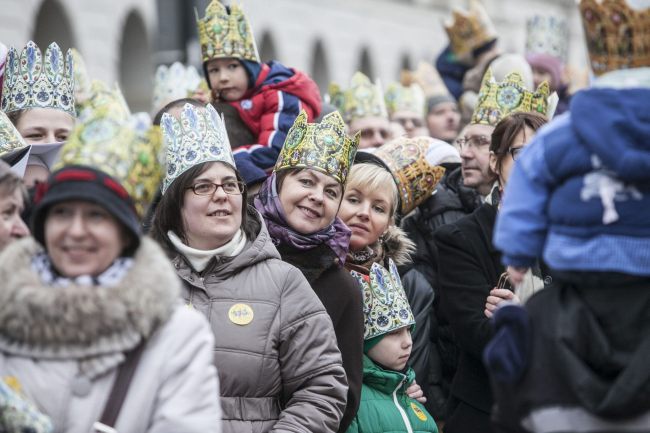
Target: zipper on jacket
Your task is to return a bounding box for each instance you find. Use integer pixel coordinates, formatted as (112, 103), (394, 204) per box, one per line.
(393, 378), (414, 433)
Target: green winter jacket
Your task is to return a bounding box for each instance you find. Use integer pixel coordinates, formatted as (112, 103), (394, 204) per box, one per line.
(346, 355), (439, 433)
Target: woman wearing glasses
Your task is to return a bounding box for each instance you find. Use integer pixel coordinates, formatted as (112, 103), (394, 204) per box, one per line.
(432, 112), (547, 433)
(151, 104), (347, 433)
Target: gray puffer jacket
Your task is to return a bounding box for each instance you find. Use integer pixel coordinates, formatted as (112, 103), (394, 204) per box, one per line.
(171, 211), (348, 433)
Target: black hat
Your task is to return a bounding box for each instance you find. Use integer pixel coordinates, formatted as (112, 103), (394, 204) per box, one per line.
(31, 165), (141, 251)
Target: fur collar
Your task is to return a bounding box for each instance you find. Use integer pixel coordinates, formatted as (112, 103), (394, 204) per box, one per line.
(381, 225), (415, 267)
(0, 237), (179, 357)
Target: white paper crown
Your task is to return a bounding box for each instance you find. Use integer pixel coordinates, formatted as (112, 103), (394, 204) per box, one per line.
(525, 15), (569, 62)
(161, 103), (233, 194)
(152, 62), (203, 114)
(1, 41), (75, 116)
(350, 259), (416, 340)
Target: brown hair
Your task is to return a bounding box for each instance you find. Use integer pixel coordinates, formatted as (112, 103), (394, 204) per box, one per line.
(6, 110), (25, 127)
(0, 161), (27, 200)
(150, 161), (258, 255)
(490, 112), (548, 174)
(152, 98), (204, 126)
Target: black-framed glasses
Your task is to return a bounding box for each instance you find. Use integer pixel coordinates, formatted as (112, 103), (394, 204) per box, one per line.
(188, 181), (246, 196)
(509, 146), (524, 161)
(456, 135), (490, 150)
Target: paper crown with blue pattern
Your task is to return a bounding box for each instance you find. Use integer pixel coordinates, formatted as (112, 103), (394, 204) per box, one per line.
(197, 0), (260, 63)
(525, 15), (569, 62)
(152, 62), (206, 114)
(1, 41), (75, 116)
(56, 86), (163, 216)
(329, 72), (388, 123)
(274, 110), (360, 185)
(161, 103), (233, 194)
(350, 259), (416, 340)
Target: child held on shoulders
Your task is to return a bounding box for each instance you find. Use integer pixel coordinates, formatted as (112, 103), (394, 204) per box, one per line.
(347, 259), (439, 433)
(197, 0), (322, 187)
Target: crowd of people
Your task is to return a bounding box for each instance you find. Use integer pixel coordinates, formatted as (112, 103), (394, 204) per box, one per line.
(0, 0), (648, 432)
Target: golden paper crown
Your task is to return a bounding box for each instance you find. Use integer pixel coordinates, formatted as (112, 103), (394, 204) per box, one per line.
(0, 110), (28, 156)
(70, 48), (92, 109)
(350, 259), (415, 340)
(471, 69), (550, 126)
(412, 62), (452, 99)
(197, 0), (260, 63)
(274, 110), (360, 184)
(56, 89), (163, 217)
(1, 41), (75, 116)
(444, 0), (498, 61)
(329, 72), (388, 123)
(77, 80), (131, 123)
(579, 0), (650, 76)
(385, 80), (426, 117)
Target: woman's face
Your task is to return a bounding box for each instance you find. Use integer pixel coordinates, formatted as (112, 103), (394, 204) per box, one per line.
(490, 126), (535, 187)
(181, 162), (243, 250)
(278, 169), (342, 235)
(337, 183), (392, 251)
(0, 188), (29, 251)
(15, 108), (75, 145)
(45, 200), (128, 278)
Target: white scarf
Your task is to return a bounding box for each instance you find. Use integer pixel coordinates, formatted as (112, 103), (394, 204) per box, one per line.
(167, 229), (246, 272)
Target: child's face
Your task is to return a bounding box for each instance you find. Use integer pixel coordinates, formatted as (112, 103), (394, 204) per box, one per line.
(206, 58), (249, 102)
(367, 327), (412, 371)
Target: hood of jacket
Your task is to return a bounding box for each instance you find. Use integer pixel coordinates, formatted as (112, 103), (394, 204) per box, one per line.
(0, 237), (179, 356)
(362, 354), (415, 395)
(346, 225), (415, 274)
(571, 87), (650, 182)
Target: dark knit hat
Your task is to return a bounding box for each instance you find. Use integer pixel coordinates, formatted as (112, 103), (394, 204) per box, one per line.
(31, 165), (141, 251)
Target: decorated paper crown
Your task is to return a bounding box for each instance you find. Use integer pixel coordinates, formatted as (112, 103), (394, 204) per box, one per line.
(329, 72), (388, 123)
(161, 103), (233, 194)
(525, 15), (569, 62)
(1, 41), (75, 116)
(350, 259), (415, 341)
(374, 137), (452, 215)
(444, 0), (498, 61)
(70, 48), (92, 109)
(152, 62), (205, 113)
(77, 80), (131, 123)
(274, 110), (360, 185)
(56, 90), (163, 216)
(579, 0), (650, 76)
(385, 75), (426, 117)
(412, 62), (452, 99)
(471, 68), (551, 126)
(197, 0), (260, 64)
(0, 110), (28, 155)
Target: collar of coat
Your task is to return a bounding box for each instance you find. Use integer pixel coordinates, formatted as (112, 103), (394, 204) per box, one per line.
(0, 237), (179, 360)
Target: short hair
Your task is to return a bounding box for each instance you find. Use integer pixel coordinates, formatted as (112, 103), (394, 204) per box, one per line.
(346, 163), (399, 220)
(490, 112), (548, 174)
(6, 109), (25, 127)
(152, 98), (204, 126)
(0, 163), (26, 200)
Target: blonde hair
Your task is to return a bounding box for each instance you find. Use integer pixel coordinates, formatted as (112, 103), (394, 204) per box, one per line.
(346, 163), (399, 219)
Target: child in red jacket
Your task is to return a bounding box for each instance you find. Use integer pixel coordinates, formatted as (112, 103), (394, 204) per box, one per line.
(197, 0), (322, 186)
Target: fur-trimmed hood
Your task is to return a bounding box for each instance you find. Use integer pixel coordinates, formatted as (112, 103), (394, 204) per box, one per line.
(381, 225), (415, 267)
(0, 237), (179, 358)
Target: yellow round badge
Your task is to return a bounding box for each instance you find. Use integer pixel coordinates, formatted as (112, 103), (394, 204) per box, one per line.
(410, 402), (428, 422)
(228, 303), (254, 325)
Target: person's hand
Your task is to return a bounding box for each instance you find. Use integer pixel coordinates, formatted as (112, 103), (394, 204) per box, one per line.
(484, 287), (520, 318)
(191, 88), (211, 104)
(406, 381), (426, 403)
(507, 265), (528, 287)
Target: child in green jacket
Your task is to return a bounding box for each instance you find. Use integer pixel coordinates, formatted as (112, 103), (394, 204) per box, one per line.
(347, 259), (439, 433)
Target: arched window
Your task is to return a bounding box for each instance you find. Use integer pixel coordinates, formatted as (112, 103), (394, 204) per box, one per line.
(358, 47), (374, 79)
(32, 0), (75, 52)
(119, 10), (153, 113)
(310, 39), (330, 94)
(258, 31), (277, 63)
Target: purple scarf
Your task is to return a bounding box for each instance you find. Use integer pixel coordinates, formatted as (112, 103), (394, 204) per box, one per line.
(254, 172), (351, 266)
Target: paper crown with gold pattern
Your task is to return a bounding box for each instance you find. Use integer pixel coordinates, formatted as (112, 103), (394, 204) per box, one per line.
(444, 0), (498, 61)
(374, 136), (453, 215)
(0, 110), (29, 157)
(525, 15), (569, 62)
(70, 48), (91, 109)
(329, 72), (388, 123)
(77, 80), (131, 123)
(152, 62), (206, 113)
(161, 103), (233, 194)
(471, 69), (551, 126)
(579, 0), (650, 76)
(56, 89), (163, 216)
(197, 0), (260, 64)
(385, 74), (426, 118)
(274, 110), (360, 185)
(350, 259), (415, 340)
(1, 41), (75, 116)
(412, 62), (452, 99)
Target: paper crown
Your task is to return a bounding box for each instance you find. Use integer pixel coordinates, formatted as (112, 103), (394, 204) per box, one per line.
(274, 110), (360, 185)
(444, 0), (498, 61)
(373, 137), (452, 215)
(471, 69), (551, 126)
(525, 15), (569, 62)
(350, 259), (415, 341)
(161, 103), (233, 194)
(152, 62), (206, 114)
(329, 72), (388, 124)
(0, 110), (28, 156)
(56, 88), (163, 216)
(1, 41), (75, 116)
(579, 0), (650, 76)
(197, 0), (260, 64)
(412, 62), (452, 99)
(77, 80), (131, 124)
(70, 48), (92, 109)
(385, 75), (426, 118)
